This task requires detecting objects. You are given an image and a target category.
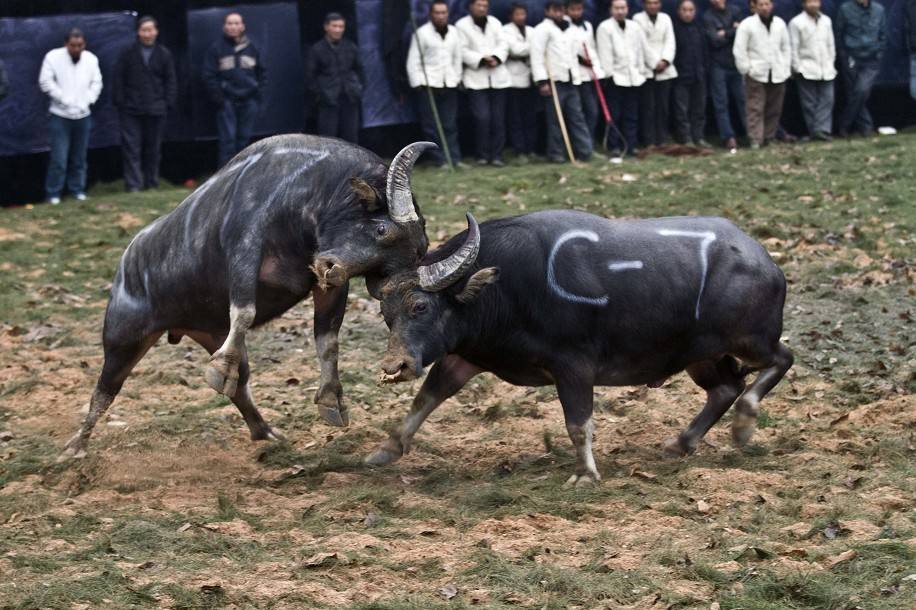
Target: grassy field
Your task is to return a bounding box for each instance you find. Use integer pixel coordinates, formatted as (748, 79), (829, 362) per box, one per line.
(0, 135), (914, 609)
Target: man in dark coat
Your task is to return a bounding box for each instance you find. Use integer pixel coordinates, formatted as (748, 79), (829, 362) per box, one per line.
(203, 12), (267, 166)
(703, 0), (746, 150)
(909, 0), (916, 100)
(673, 0), (709, 146)
(0, 59), (8, 101)
(113, 16), (177, 192)
(306, 13), (364, 144)
(835, 0), (886, 136)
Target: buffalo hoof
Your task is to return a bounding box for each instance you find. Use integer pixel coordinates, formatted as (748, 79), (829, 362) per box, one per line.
(364, 438), (404, 467)
(251, 426), (286, 443)
(731, 414), (757, 447)
(661, 436), (695, 458)
(56, 433), (87, 463)
(563, 473), (600, 489)
(205, 355), (238, 398)
(318, 405), (349, 428)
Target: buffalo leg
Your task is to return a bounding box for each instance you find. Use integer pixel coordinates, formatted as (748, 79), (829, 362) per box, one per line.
(205, 303), (255, 399)
(188, 331), (283, 441)
(663, 356), (745, 457)
(57, 331), (163, 461)
(365, 355), (481, 466)
(312, 281), (349, 427)
(732, 342), (793, 446)
(556, 376), (601, 487)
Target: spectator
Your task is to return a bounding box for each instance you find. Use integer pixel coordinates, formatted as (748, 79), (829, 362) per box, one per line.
(407, 0), (465, 168)
(672, 0), (710, 147)
(909, 0), (916, 100)
(113, 16), (177, 193)
(634, 0), (677, 147)
(597, 0), (652, 156)
(38, 28), (102, 205)
(502, 3), (538, 159)
(566, 0), (603, 149)
(0, 59), (8, 101)
(456, 0), (511, 166)
(703, 0), (745, 150)
(789, 0), (836, 141)
(733, 0), (790, 149)
(307, 13), (364, 144)
(835, 0), (886, 137)
(203, 12), (266, 166)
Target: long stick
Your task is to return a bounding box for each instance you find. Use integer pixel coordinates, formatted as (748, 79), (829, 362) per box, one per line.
(544, 57), (576, 164)
(408, 6), (453, 170)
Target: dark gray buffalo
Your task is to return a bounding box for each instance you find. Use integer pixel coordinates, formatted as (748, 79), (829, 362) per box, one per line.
(369, 210), (793, 486)
(58, 134), (436, 461)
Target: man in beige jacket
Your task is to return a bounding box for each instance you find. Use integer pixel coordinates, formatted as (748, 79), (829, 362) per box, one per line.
(789, 0), (836, 141)
(733, 0), (790, 148)
(633, 0), (677, 146)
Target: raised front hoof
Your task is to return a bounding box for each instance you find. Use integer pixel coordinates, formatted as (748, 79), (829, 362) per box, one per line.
(205, 361), (238, 398)
(317, 405), (349, 428)
(661, 436), (696, 458)
(364, 438), (404, 467)
(731, 414), (758, 447)
(56, 434), (87, 463)
(250, 426), (287, 443)
(563, 473), (601, 489)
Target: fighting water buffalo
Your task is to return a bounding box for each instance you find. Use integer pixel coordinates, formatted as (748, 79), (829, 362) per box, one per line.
(58, 134), (436, 461)
(369, 210), (793, 486)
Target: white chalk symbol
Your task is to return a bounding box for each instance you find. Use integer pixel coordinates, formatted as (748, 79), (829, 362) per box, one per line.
(546, 230), (643, 307)
(546, 228), (716, 320)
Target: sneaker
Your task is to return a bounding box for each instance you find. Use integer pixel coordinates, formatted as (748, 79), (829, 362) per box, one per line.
(696, 139), (712, 149)
(515, 154), (530, 165)
(48, 197), (61, 205)
(749, 142), (761, 150)
(724, 137), (737, 150)
(491, 159), (505, 167)
(74, 193), (87, 201)
(455, 161), (470, 170)
(476, 158), (489, 166)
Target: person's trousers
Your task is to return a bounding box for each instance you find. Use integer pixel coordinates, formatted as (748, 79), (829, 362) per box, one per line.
(217, 97), (259, 167)
(46, 113), (91, 199)
(911, 53), (916, 101)
(506, 87), (538, 155)
(467, 88), (507, 162)
(542, 81), (592, 161)
(316, 94), (361, 144)
(639, 78), (672, 146)
(709, 64), (746, 141)
(796, 77), (834, 136)
(604, 80), (640, 153)
(672, 79), (707, 144)
(416, 87), (461, 166)
(744, 77), (786, 145)
(839, 59), (880, 135)
(120, 113), (166, 191)
(578, 81), (599, 144)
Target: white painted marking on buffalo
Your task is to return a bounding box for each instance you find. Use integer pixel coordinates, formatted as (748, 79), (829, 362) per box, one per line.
(547, 230), (609, 306)
(656, 229), (717, 320)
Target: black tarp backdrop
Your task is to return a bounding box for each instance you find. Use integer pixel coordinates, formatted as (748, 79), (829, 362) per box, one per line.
(0, 0), (913, 205)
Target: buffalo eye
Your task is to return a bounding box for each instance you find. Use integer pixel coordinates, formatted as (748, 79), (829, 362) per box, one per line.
(411, 301), (428, 316)
(376, 224), (388, 237)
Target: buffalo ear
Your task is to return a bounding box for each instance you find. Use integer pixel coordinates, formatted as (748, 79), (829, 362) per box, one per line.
(350, 177), (382, 211)
(454, 267), (499, 304)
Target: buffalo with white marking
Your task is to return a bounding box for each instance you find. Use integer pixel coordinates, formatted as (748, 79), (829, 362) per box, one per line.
(370, 210), (793, 485)
(59, 135), (435, 461)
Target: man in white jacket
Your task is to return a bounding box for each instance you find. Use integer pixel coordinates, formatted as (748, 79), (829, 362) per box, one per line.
(38, 28), (102, 204)
(565, 0), (604, 148)
(502, 3), (537, 158)
(407, 0), (464, 168)
(733, 0), (790, 148)
(531, 1), (593, 162)
(633, 0), (677, 147)
(789, 0), (836, 141)
(596, 0), (652, 155)
(456, 0), (510, 166)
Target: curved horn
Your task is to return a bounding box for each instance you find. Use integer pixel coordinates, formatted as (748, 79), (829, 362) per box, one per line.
(418, 213), (481, 291)
(386, 141), (437, 223)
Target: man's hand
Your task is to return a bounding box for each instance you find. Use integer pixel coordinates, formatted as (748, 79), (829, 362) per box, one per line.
(655, 60), (669, 73)
(717, 29), (726, 38)
(538, 83), (551, 96)
(578, 56), (593, 68)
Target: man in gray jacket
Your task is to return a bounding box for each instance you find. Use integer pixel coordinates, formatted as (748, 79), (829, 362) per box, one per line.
(835, 0), (886, 136)
(908, 0), (916, 100)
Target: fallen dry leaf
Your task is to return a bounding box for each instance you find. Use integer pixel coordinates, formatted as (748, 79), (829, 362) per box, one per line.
(439, 583), (458, 600)
(823, 549), (857, 569)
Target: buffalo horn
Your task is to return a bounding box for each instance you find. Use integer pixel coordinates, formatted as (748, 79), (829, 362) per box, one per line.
(418, 213), (481, 291)
(386, 141), (437, 223)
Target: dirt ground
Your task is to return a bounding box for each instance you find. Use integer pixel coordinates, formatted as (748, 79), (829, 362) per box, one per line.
(0, 137), (914, 609)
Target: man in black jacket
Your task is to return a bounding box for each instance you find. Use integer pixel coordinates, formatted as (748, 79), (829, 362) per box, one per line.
(673, 0), (709, 147)
(0, 59), (8, 101)
(703, 0), (745, 150)
(306, 13), (364, 144)
(113, 16), (177, 192)
(203, 12), (267, 166)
